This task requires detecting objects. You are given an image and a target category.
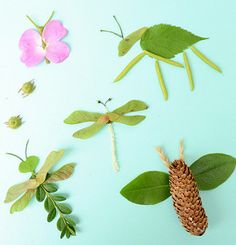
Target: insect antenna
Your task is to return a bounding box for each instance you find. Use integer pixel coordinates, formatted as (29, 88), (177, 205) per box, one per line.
(100, 16), (124, 39)
(25, 139), (30, 159)
(97, 98), (112, 111)
(6, 152), (24, 162)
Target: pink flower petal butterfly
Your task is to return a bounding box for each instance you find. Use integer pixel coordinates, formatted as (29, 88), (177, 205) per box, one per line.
(19, 13), (70, 67)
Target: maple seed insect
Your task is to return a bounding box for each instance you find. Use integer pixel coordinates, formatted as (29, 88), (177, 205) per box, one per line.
(5, 115), (23, 129)
(5, 140), (78, 239)
(101, 16), (222, 100)
(19, 79), (36, 97)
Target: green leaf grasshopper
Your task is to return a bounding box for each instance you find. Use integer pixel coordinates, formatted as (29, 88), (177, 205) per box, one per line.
(101, 16), (222, 100)
(4, 140), (77, 239)
(64, 99), (148, 172)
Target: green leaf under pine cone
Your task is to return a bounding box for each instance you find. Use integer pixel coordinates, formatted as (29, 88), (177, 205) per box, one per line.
(190, 153), (236, 190)
(120, 171), (170, 205)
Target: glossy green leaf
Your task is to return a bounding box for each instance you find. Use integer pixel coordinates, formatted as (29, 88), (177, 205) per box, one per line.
(140, 24), (207, 58)
(10, 190), (35, 214)
(118, 27), (148, 56)
(190, 153), (236, 190)
(120, 171), (170, 205)
(52, 195), (66, 202)
(5, 179), (38, 203)
(47, 208), (57, 222)
(66, 229), (71, 238)
(36, 186), (46, 202)
(60, 227), (67, 239)
(45, 163), (76, 183)
(44, 183), (58, 193)
(67, 224), (76, 236)
(113, 100), (148, 115)
(44, 197), (54, 212)
(112, 115), (146, 126)
(64, 111), (102, 124)
(58, 204), (72, 214)
(36, 150), (64, 184)
(57, 217), (66, 231)
(19, 156), (39, 173)
(66, 218), (76, 226)
(73, 123), (105, 139)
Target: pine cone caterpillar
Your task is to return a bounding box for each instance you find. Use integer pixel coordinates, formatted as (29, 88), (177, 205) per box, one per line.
(156, 142), (208, 236)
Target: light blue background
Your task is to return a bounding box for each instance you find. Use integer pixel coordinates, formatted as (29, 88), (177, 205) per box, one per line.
(0, 0), (236, 244)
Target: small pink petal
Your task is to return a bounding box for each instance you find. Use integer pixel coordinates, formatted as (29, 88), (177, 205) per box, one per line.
(42, 20), (68, 43)
(19, 29), (42, 50)
(20, 47), (45, 67)
(45, 41), (70, 63)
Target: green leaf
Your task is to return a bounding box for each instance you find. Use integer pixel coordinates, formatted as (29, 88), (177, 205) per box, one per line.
(140, 24), (207, 58)
(44, 197), (54, 212)
(36, 150), (64, 184)
(57, 217), (66, 231)
(113, 100), (148, 115)
(120, 171), (170, 205)
(43, 183), (58, 193)
(66, 229), (71, 239)
(190, 153), (236, 190)
(10, 190), (35, 214)
(67, 224), (76, 236)
(73, 123), (105, 139)
(47, 208), (57, 222)
(112, 115), (146, 126)
(58, 204), (72, 214)
(36, 186), (46, 202)
(45, 163), (76, 183)
(4, 179), (38, 203)
(52, 195), (66, 202)
(66, 218), (76, 226)
(60, 227), (67, 239)
(19, 156), (39, 173)
(64, 111), (102, 124)
(118, 27), (148, 56)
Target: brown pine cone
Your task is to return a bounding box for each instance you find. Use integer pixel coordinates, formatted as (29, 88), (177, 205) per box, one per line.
(169, 159), (208, 236)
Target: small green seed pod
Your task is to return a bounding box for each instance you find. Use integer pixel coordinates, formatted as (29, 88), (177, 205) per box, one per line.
(19, 80), (36, 97)
(5, 116), (23, 129)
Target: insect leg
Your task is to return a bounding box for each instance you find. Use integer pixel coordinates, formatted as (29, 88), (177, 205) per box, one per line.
(183, 52), (194, 91)
(191, 46), (222, 73)
(144, 50), (184, 68)
(114, 52), (146, 82)
(155, 60), (168, 101)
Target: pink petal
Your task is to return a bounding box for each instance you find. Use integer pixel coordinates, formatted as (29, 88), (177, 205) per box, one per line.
(19, 29), (42, 50)
(42, 20), (68, 43)
(20, 47), (45, 67)
(45, 41), (70, 63)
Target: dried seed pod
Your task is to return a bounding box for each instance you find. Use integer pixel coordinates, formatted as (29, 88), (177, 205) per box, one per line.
(156, 142), (208, 236)
(19, 80), (36, 97)
(5, 115), (23, 129)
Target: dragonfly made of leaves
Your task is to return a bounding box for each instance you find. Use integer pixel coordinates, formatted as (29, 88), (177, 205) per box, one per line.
(101, 16), (222, 100)
(5, 141), (77, 239)
(64, 99), (148, 172)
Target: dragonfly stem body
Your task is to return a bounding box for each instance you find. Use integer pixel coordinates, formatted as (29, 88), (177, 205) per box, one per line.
(108, 123), (119, 172)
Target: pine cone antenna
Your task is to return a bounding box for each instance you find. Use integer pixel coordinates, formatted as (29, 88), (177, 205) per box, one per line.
(156, 146), (171, 168)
